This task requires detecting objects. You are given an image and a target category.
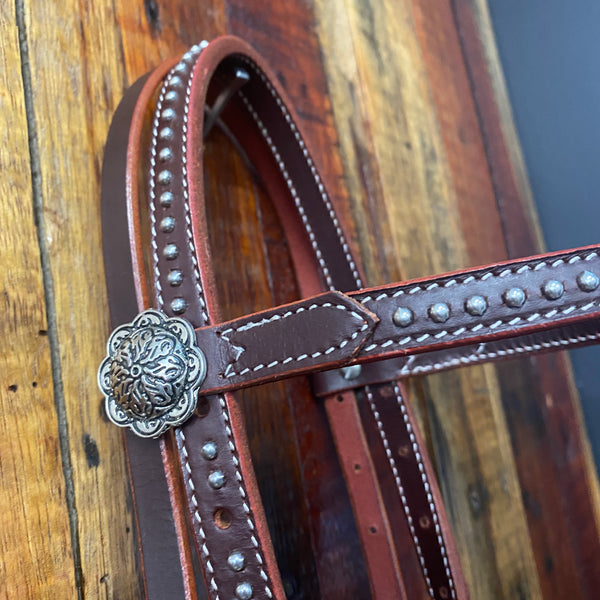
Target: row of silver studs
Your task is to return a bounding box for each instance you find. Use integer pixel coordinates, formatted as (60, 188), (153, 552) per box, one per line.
(152, 43), (263, 600)
(150, 42), (208, 316)
(199, 435), (253, 599)
(392, 271), (599, 328)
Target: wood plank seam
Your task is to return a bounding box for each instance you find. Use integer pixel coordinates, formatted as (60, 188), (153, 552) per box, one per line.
(13, 0), (84, 596)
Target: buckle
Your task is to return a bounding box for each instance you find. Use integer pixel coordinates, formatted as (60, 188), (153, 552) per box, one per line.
(98, 309), (206, 438)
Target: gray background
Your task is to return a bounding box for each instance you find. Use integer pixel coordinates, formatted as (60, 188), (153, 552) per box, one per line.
(489, 1), (600, 470)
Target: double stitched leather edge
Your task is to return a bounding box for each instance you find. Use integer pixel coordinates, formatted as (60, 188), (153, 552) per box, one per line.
(129, 36), (467, 599)
(143, 42), (287, 600)
(166, 37), (468, 600)
(184, 244), (600, 396)
(101, 59), (198, 599)
(102, 35), (600, 600)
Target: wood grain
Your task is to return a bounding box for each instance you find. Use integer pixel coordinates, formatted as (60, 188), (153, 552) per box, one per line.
(2, 0), (599, 598)
(0, 3), (75, 598)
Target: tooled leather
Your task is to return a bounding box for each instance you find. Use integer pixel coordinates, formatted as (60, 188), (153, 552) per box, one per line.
(148, 45), (284, 600)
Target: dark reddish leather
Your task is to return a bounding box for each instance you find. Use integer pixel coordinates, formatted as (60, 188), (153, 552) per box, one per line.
(361, 383), (468, 600)
(176, 36), (469, 600)
(101, 33), (600, 600)
(101, 62), (194, 599)
(324, 391), (408, 600)
(144, 43), (287, 600)
(180, 246), (600, 395)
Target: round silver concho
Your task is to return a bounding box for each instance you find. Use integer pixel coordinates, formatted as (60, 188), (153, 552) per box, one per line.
(97, 309), (206, 438)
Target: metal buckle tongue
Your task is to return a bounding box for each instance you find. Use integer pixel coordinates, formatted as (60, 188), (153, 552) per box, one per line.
(98, 309), (207, 438)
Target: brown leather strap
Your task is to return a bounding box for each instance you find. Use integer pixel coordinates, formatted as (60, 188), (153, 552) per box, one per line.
(145, 36), (467, 600)
(98, 34), (600, 600)
(101, 60), (198, 599)
(185, 245), (600, 396)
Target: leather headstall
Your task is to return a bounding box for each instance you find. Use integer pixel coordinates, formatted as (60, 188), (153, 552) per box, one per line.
(99, 36), (600, 600)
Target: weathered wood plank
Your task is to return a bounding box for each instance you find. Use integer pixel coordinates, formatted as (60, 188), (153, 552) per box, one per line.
(0, 3), (76, 598)
(3, 0), (599, 597)
(19, 0), (141, 595)
(18, 1), (231, 596)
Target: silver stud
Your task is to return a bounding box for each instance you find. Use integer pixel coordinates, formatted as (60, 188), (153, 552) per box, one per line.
(170, 298), (187, 314)
(190, 44), (201, 54)
(392, 307), (414, 327)
(465, 295), (487, 316)
(227, 551), (245, 572)
(159, 148), (173, 162)
(341, 365), (362, 380)
(503, 287), (526, 308)
(158, 170), (172, 185)
(160, 216), (176, 233)
(163, 244), (179, 260)
(165, 90), (179, 104)
(208, 470), (226, 489)
(200, 441), (218, 460)
(174, 62), (188, 74)
(428, 302), (450, 323)
(541, 280), (564, 300)
(161, 108), (176, 122)
(160, 191), (174, 208)
(159, 127), (174, 141)
(577, 270), (599, 292)
(169, 75), (183, 88)
(182, 51), (193, 63)
(168, 269), (183, 287)
(235, 582), (253, 600)
(200, 40), (209, 50)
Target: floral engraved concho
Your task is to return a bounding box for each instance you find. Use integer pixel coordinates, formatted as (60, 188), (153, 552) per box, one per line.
(98, 310), (207, 438)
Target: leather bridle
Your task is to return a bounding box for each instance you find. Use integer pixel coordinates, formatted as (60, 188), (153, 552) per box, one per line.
(100, 36), (600, 599)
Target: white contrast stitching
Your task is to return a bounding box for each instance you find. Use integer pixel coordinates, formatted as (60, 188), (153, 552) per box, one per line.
(177, 429), (220, 599)
(153, 48), (273, 599)
(365, 386), (436, 599)
(149, 70), (177, 310)
(217, 396), (274, 599)
(220, 302), (369, 377)
(393, 385), (456, 599)
(181, 63), (210, 322)
(363, 298), (600, 353)
(237, 56), (363, 289)
(398, 331), (600, 376)
(238, 91), (335, 290)
(359, 251), (599, 304)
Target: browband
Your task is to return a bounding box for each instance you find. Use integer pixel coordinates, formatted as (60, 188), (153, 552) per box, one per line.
(100, 36), (599, 599)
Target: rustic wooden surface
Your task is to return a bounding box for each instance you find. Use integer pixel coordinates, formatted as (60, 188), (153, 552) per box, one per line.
(1, 0), (599, 598)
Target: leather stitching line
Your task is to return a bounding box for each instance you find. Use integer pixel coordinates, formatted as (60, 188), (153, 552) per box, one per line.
(218, 396), (274, 598)
(359, 251), (599, 303)
(365, 386), (436, 599)
(399, 331), (600, 375)
(149, 69), (176, 310)
(153, 50), (272, 600)
(177, 428), (220, 599)
(393, 384), (456, 599)
(237, 56), (363, 288)
(181, 58), (210, 322)
(219, 302), (369, 377)
(237, 90), (335, 290)
(362, 299), (600, 353)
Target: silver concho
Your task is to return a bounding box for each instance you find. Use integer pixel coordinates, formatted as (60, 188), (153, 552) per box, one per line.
(98, 309), (206, 438)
